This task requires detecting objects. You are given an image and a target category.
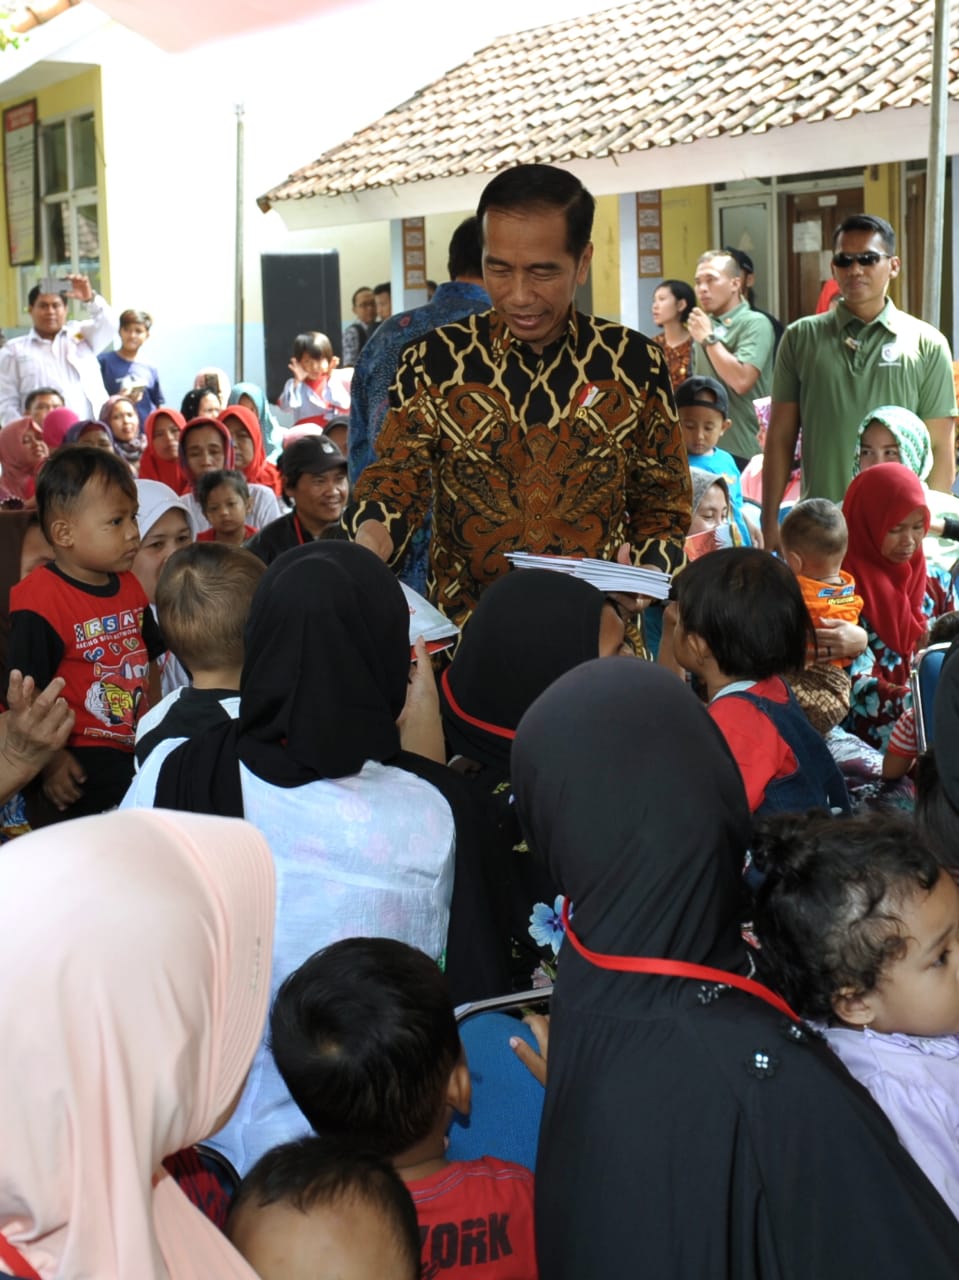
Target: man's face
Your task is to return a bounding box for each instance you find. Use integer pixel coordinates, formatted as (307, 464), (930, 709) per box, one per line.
(482, 206), (592, 352)
(831, 229), (899, 313)
(30, 293), (67, 339)
(353, 290), (376, 324)
(120, 322), (149, 352)
(28, 392), (64, 426)
(374, 291), (392, 321)
(289, 467), (349, 532)
(694, 258), (740, 316)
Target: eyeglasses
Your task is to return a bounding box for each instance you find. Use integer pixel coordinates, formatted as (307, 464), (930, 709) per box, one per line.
(831, 252), (891, 269)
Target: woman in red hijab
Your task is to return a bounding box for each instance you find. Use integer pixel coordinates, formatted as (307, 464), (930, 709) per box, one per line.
(0, 418), (48, 505)
(139, 408), (190, 494)
(219, 404), (282, 496)
(844, 462), (956, 749)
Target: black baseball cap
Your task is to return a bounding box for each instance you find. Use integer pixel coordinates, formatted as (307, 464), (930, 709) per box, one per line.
(280, 435), (347, 482)
(674, 376), (729, 417)
(723, 246), (755, 276)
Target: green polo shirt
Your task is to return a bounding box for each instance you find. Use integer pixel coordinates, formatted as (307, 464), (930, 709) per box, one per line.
(772, 298), (957, 502)
(692, 300), (774, 459)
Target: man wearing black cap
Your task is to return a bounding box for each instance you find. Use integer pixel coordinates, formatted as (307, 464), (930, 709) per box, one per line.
(688, 249), (775, 466)
(245, 435), (350, 566)
(723, 246), (784, 352)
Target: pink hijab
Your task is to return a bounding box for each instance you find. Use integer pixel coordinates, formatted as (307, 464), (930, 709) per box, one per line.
(40, 406), (79, 450)
(0, 809), (275, 1279)
(0, 417), (47, 501)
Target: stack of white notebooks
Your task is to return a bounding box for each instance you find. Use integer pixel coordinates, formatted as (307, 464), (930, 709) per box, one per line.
(505, 552), (671, 600)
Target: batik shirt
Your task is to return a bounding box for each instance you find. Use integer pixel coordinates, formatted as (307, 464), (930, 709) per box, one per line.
(347, 309), (690, 624)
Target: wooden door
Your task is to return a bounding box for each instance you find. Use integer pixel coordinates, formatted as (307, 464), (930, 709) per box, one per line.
(783, 188), (864, 323)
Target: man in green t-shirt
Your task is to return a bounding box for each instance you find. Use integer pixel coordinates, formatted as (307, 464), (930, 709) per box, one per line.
(689, 251), (775, 464)
(762, 214), (957, 552)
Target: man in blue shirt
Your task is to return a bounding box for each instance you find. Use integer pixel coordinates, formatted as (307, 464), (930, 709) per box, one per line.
(349, 217), (490, 591)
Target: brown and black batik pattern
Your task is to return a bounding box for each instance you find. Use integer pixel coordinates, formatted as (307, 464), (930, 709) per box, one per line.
(349, 309), (691, 624)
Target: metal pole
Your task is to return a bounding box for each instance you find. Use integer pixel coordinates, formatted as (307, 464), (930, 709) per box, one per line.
(922, 0), (950, 327)
(234, 102), (245, 381)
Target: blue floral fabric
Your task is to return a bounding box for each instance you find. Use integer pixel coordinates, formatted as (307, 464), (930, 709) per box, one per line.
(845, 563), (957, 750)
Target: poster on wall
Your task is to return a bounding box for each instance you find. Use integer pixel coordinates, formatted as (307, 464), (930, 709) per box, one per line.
(3, 99), (38, 266)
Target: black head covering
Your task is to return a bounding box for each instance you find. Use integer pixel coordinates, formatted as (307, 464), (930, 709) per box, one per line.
(237, 540), (409, 786)
(441, 570), (606, 771)
(0, 511), (38, 690)
(513, 657), (749, 979)
(933, 637), (959, 809)
(512, 658), (959, 1279)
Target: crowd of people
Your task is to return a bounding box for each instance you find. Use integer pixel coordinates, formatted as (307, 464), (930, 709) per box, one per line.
(2, 163), (959, 1279)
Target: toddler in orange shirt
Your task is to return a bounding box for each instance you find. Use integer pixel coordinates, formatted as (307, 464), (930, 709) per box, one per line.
(780, 499), (863, 668)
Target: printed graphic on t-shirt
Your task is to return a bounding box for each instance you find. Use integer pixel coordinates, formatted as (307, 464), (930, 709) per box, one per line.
(420, 1213), (515, 1276)
(75, 607), (149, 742)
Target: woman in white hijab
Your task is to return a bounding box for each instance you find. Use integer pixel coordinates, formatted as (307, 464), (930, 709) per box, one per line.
(0, 809), (274, 1279)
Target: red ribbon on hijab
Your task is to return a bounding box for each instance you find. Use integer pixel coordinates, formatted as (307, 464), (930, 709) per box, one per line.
(561, 898), (800, 1023)
(842, 462), (930, 658)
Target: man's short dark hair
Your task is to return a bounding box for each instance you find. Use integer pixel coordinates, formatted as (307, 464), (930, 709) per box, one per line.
(28, 283), (66, 306)
(373, 282), (391, 297)
(351, 286), (372, 306)
(697, 250), (741, 279)
(674, 547), (812, 680)
(24, 387), (64, 411)
(227, 1137), (420, 1278)
(832, 214), (896, 255)
(270, 937), (460, 1157)
(36, 445), (136, 539)
(447, 216), (483, 281)
(119, 308), (152, 329)
(477, 163), (595, 259)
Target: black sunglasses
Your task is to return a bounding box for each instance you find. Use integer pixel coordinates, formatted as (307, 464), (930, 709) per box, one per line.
(831, 251), (891, 269)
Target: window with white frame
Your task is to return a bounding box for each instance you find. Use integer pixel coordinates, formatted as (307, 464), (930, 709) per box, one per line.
(15, 109), (100, 314)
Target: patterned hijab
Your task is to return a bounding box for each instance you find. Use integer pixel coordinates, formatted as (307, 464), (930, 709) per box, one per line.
(854, 405), (932, 482)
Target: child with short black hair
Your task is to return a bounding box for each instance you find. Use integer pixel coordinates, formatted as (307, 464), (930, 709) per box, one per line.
(279, 331), (350, 425)
(9, 446), (164, 817)
(195, 469), (256, 545)
(675, 376), (760, 546)
(271, 937), (537, 1279)
(780, 498), (864, 667)
(752, 809), (959, 1220)
(665, 547), (850, 815)
(133, 541), (265, 768)
(227, 1136), (420, 1280)
(98, 307), (164, 428)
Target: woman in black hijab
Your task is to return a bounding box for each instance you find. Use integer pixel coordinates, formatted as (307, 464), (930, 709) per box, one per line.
(440, 569), (623, 986)
(512, 658), (959, 1278)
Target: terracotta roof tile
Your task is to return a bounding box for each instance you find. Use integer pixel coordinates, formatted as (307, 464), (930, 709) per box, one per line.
(260, 0), (959, 207)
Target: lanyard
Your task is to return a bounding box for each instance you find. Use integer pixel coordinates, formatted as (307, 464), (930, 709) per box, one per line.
(560, 898), (800, 1023)
(293, 514), (310, 546)
(0, 1233), (42, 1280)
(440, 668), (515, 740)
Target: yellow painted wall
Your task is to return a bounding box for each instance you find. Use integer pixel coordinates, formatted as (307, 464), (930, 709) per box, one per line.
(863, 162), (902, 306)
(662, 185), (711, 282)
(591, 193), (620, 318)
(0, 67), (106, 330)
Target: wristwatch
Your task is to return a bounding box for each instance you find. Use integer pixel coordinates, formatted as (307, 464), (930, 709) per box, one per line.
(702, 332), (723, 346)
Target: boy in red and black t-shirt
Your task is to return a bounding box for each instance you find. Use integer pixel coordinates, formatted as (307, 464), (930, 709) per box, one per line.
(9, 447), (163, 819)
(269, 938), (537, 1280)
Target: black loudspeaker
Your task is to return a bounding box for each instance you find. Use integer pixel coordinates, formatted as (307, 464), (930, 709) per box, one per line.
(260, 251), (341, 402)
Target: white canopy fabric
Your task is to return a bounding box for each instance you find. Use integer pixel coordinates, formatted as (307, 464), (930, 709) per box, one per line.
(86, 0), (353, 51)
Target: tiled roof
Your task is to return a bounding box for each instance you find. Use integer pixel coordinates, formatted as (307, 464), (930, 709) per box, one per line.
(260, 0), (958, 208)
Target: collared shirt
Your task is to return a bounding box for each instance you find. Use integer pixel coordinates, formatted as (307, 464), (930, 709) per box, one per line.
(347, 308), (690, 626)
(773, 298), (957, 502)
(0, 295), (117, 424)
(692, 299), (774, 459)
(349, 280), (491, 594)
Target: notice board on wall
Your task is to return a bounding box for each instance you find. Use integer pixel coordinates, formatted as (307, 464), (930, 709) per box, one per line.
(3, 99), (38, 266)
